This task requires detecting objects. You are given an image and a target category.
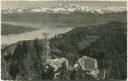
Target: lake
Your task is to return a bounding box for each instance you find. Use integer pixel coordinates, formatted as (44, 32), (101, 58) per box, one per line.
(2, 27), (73, 45)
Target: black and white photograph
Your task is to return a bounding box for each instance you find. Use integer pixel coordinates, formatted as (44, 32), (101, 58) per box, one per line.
(1, 0), (127, 80)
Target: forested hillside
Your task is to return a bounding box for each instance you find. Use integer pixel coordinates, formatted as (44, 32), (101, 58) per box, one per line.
(1, 21), (127, 80)
(2, 12), (127, 28)
(1, 23), (38, 35)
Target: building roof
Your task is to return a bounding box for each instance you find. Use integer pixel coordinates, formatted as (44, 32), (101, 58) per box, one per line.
(45, 58), (68, 71)
(77, 56), (97, 71)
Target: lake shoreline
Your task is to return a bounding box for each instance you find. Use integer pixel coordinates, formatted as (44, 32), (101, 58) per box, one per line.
(2, 27), (73, 45)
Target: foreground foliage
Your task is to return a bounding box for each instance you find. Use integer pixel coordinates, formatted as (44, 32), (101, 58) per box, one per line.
(1, 21), (127, 80)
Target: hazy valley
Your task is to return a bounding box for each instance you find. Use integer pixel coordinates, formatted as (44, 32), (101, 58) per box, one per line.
(1, 2), (127, 80)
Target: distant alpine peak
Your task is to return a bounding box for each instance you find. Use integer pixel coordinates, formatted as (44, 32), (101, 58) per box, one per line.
(2, 4), (126, 14)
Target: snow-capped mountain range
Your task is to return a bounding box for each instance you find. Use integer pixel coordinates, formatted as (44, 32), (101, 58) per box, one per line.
(2, 4), (127, 14)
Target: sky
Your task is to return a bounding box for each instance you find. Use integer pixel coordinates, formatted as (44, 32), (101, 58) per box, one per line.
(1, 1), (127, 9)
(2, 0), (127, 1)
